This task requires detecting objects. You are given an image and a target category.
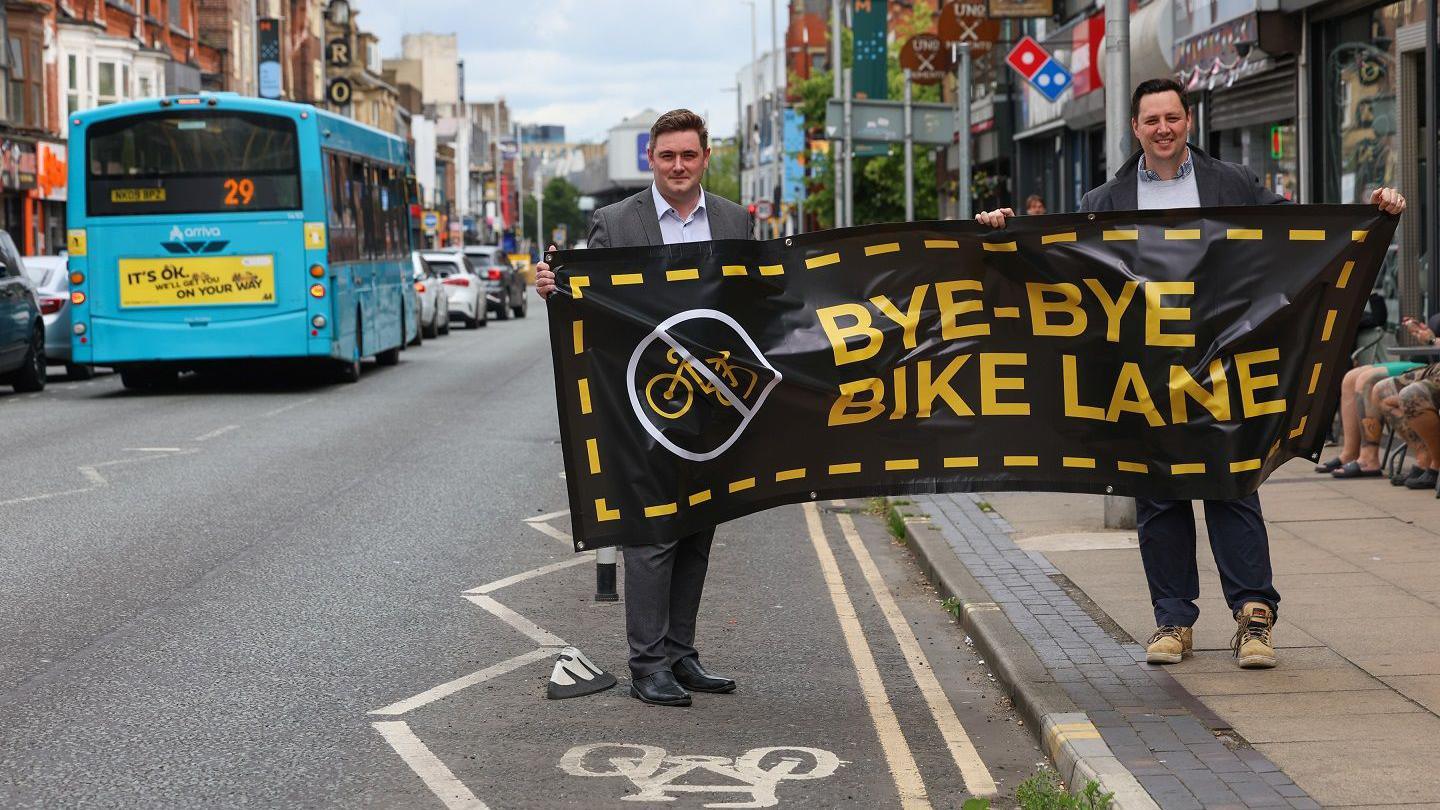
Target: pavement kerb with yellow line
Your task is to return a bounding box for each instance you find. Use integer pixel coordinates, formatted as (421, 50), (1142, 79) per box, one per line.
(886, 499), (1159, 810)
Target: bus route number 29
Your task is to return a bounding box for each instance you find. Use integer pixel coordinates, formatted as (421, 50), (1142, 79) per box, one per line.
(223, 177), (256, 206)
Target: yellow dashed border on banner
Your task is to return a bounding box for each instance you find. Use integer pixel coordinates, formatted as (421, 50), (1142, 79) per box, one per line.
(645, 502), (677, 518)
(944, 456), (979, 468)
(885, 458), (920, 471)
(924, 239), (959, 249)
(722, 264), (748, 276)
(1165, 229), (1201, 240)
(1231, 459), (1262, 473)
(1289, 415), (1309, 438)
(1103, 230), (1139, 241)
(1227, 229), (1263, 240)
(1353, 230), (1369, 242)
(571, 276), (590, 298)
(596, 498), (620, 522)
(1063, 456), (1096, 469)
(983, 241), (1018, 252)
(1042, 232), (1077, 245)
(728, 477), (757, 493)
(865, 242), (900, 256)
(1321, 309), (1339, 341)
(805, 253), (840, 269)
(775, 467), (807, 482)
(1117, 461), (1148, 473)
(759, 264), (785, 276)
(829, 462), (862, 475)
(1308, 363), (1324, 395)
(666, 268), (699, 282)
(1337, 261), (1355, 289)
(1004, 455), (1038, 467)
(1290, 229), (1326, 241)
(688, 489), (712, 506)
(1171, 463), (1206, 475)
(612, 273), (643, 286)
(572, 320), (585, 354)
(586, 439), (601, 475)
(578, 379), (592, 414)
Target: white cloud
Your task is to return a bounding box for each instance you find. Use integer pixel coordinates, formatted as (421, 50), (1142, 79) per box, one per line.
(353, 0), (784, 142)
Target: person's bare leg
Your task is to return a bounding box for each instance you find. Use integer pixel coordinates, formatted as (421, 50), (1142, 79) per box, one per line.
(1337, 367), (1370, 463)
(1401, 382), (1440, 468)
(1356, 368), (1389, 470)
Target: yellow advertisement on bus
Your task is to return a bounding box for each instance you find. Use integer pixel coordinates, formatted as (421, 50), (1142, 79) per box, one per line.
(118, 255), (276, 307)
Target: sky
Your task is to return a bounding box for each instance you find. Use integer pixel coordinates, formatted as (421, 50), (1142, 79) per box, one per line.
(356, 0), (785, 143)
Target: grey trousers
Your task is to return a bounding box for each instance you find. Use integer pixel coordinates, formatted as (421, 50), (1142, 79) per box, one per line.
(622, 527), (714, 679)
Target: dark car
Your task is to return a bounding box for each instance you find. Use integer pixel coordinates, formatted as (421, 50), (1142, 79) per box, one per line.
(0, 231), (46, 392)
(461, 245), (528, 320)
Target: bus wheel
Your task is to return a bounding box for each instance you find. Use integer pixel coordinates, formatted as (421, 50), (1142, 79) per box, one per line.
(377, 344), (401, 366)
(337, 320), (362, 383)
(66, 363), (94, 381)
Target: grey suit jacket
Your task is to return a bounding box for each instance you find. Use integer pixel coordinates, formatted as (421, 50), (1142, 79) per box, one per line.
(586, 186), (753, 249)
(1078, 143), (1290, 212)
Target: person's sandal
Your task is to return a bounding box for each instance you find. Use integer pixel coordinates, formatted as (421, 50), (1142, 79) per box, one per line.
(1314, 456), (1344, 473)
(1332, 461), (1383, 478)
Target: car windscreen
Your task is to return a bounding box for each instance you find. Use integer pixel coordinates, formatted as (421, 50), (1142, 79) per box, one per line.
(422, 256), (464, 277)
(86, 110), (301, 216)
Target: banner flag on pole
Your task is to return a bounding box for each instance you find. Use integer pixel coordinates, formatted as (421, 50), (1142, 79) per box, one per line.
(546, 207), (1397, 550)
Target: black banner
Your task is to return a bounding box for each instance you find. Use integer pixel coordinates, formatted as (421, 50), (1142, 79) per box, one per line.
(547, 207), (1397, 550)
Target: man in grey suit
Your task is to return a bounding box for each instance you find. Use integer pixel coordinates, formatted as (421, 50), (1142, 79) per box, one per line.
(537, 109), (752, 706)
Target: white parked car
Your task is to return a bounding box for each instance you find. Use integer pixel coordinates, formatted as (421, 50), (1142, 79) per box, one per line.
(420, 250), (487, 329)
(20, 254), (90, 379)
(411, 252), (452, 338)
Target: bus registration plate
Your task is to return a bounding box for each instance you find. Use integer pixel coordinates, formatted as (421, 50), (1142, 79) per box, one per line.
(118, 255), (276, 307)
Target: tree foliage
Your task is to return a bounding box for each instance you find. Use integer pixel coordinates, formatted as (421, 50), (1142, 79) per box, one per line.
(523, 176), (588, 248)
(705, 141), (741, 205)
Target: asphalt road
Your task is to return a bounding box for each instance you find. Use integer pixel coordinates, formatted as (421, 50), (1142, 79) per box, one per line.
(0, 292), (1043, 809)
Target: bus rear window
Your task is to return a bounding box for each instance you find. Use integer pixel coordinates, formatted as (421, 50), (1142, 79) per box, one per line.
(87, 111), (301, 216)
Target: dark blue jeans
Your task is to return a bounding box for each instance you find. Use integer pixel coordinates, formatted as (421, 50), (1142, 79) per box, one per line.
(1136, 494), (1281, 627)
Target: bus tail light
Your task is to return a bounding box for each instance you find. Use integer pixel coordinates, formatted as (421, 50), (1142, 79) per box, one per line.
(487, 268), (502, 280)
(311, 315), (327, 329)
(309, 264), (325, 278)
(443, 277), (469, 287)
(39, 296), (65, 315)
(73, 323), (86, 336)
(71, 291), (86, 305)
(309, 283), (326, 298)
(70, 272), (85, 285)
(414, 282), (426, 293)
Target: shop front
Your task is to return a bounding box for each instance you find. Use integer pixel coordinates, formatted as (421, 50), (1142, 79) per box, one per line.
(1311, 0), (1431, 318)
(0, 138), (38, 251)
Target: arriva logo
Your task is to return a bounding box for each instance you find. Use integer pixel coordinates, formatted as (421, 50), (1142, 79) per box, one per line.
(168, 225), (222, 241)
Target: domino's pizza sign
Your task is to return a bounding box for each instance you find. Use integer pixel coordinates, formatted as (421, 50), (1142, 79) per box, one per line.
(1006, 35), (1072, 103)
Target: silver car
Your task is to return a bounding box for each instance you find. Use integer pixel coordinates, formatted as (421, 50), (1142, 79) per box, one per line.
(411, 252), (452, 338)
(20, 255), (92, 380)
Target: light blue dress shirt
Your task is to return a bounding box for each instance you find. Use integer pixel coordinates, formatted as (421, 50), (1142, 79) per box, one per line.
(651, 183), (712, 245)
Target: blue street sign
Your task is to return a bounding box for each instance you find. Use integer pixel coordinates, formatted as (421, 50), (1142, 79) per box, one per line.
(1030, 58), (1073, 102)
(636, 132), (651, 172)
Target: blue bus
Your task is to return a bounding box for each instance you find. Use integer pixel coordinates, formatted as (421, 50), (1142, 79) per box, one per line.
(66, 94), (418, 388)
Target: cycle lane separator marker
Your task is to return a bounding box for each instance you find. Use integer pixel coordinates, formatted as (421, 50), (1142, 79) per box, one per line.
(372, 721), (491, 810)
(834, 506), (999, 796)
(803, 501), (932, 809)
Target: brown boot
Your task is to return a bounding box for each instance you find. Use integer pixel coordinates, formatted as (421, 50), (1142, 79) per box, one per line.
(1145, 625), (1193, 664)
(1232, 602), (1277, 669)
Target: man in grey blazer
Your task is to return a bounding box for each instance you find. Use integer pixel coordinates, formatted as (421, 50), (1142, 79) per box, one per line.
(537, 109), (752, 706)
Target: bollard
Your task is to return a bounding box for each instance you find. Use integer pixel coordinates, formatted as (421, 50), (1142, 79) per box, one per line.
(595, 545), (618, 601)
(1104, 495), (1137, 530)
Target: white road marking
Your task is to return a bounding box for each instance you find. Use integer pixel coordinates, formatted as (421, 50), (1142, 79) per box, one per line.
(0, 486), (94, 507)
(121, 447), (184, 452)
(462, 594), (567, 647)
(193, 424), (240, 442)
(525, 521), (573, 545)
(463, 554), (593, 595)
(802, 502), (931, 809)
(372, 721), (490, 810)
(835, 510), (998, 796)
(369, 648), (556, 716)
(78, 466), (108, 487)
(525, 508), (570, 524)
(262, 397), (318, 418)
(0, 449), (197, 508)
(560, 743), (842, 805)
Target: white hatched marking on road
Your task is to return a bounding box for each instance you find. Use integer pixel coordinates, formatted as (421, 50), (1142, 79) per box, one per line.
(525, 508), (571, 524)
(0, 486), (94, 507)
(835, 510), (998, 796)
(463, 594), (567, 647)
(78, 467), (108, 487)
(193, 424), (239, 442)
(121, 447), (184, 452)
(372, 721), (491, 809)
(464, 554), (594, 595)
(370, 648), (556, 716)
(262, 397), (318, 418)
(525, 521), (572, 544)
(803, 502), (931, 808)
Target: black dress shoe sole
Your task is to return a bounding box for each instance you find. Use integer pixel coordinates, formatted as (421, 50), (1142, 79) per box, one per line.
(628, 686), (692, 706)
(677, 680), (737, 694)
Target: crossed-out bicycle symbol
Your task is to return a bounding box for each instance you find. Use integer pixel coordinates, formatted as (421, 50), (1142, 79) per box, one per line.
(644, 348), (760, 420)
(559, 743), (843, 808)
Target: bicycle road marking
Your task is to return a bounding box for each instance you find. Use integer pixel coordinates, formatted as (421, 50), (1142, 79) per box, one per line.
(803, 501), (931, 808)
(834, 507), (997, 796)
(559, 743), (844, 807)
(372, 721), (491, 810)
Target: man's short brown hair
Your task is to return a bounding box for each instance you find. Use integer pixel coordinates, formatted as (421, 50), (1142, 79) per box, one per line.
(650, 109), (709, 150)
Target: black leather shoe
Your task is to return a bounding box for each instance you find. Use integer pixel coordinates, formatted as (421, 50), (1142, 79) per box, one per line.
(629, 671), (691, 706)
(1405, 469), (1439, 490)
(673, 657), (737, 694)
